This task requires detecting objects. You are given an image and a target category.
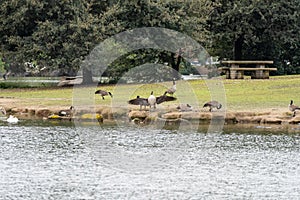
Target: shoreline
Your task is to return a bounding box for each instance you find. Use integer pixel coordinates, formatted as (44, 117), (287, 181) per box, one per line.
(2, 75), (300, 127)
(2, 104), (300, 126)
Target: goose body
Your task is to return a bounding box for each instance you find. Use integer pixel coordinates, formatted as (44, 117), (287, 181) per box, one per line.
(148, 91), (157, 110)
(95, 90), (113, 100)
(203, 100), (222, 112)
(289, 100), (300, 117)
(177, 103), (192, 112)
(58, 106), (75, 117)
(128, 96), (149, 110)
(166, 79), (176, 95)
(7, 115), (18, 123)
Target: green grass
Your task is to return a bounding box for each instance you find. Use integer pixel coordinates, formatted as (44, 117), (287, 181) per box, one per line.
(0, 77), (59, 88)
(1, 75), (300, 112)
(223, 75), (300, 111)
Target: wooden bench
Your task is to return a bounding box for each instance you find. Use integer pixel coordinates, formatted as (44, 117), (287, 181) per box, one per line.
(218, 61), (276, 79)
(57, 76), (83, 86)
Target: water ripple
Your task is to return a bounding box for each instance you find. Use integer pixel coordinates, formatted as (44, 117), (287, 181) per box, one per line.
(0, 124), (299, 199)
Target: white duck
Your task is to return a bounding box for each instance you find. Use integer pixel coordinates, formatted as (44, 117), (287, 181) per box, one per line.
(7, 115), (19, 123)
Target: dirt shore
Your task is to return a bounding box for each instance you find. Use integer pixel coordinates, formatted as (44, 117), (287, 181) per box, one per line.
(0, 96), (299, 125)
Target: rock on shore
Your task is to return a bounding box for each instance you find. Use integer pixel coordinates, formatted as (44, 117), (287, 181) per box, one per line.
(2, 105), (300, 125)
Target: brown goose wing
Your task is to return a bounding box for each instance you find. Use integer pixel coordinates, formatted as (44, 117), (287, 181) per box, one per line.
(95, 90), (102, 94)
(156, 95), (176, 104)
(128, 97), (149, 105)
(290, 104), (300, 111)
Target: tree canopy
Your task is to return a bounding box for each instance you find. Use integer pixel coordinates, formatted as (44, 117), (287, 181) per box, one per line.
(0, 0), (299, 80)
(209, 0), (300, 74)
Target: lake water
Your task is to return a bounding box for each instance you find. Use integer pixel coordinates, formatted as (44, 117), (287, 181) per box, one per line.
(0, 120), (300, 199)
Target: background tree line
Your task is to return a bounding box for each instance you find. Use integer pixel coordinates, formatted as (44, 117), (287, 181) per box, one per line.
(0, 0), (299, 82)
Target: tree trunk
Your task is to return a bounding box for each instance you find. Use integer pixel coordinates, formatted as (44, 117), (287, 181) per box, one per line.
(170, 51), (182, 79)
(82, 67), (93, 85)
(234, 36), (243, 60)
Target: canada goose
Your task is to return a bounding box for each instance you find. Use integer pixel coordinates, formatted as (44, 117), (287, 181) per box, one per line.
(6, 115), (18, 123)
(128, 96), (150, 110)
(58, 106), (75, 117)
(0, 107), (6, 115)
(148, 91), (157, 110)
(156, 91), (177, 104)
(177, 103), (192, 112)
(128, 92), (176, 110)
(166, 78), (176, 95)
(289, 100), (300, 117)
(203, 100), (222, 112)
(95, 89), (113, 100)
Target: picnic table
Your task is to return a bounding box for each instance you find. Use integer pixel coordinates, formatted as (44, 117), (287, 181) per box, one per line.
(57, 76), (83, 86)
(218, 60), (277, 79)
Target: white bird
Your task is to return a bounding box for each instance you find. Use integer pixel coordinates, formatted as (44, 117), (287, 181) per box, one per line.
(148, 91), (157, 110)
(7, 115), (19, 123)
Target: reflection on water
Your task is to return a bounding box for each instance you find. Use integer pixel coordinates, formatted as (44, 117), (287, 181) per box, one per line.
(0, 121), (300, 199)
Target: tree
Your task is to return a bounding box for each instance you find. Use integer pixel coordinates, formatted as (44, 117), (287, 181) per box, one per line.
(209, 0), (300, 74)
(0, 0), (106, 79)
(0, 0), (45, 74)
(0, 0), (215, 82)
(99, 0), (215, 80)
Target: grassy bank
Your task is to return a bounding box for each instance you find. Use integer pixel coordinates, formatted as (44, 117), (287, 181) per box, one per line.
(0, 77), (59, 88)
(0, 75), (299, 113)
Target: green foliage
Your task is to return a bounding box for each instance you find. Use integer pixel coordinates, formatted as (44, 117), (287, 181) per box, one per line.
(1, 0), (300, 81)
(99, 0), (215, 80)
(0, 0), (214, 81)
(209, 0), (300, 74)
(0, 58), (6, 74)
(0, 78), (58, 88)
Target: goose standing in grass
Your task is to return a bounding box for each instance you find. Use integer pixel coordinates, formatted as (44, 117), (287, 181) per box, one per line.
(58, 106), (75, 117)
(165, 78), (176, 96)
(95, 89), (113, 100)
(7, 115), (18, 123)
(289, 100), (300, 117)
(203, 100), (222, 112)
(128, 96), (149, 110)
(148, 91), (157, 110)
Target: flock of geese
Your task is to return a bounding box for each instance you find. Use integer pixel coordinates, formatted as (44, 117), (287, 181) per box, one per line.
(94, 78), (223, 112)
(1, 80), (300, 122)
(93, 79), (300, 117)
